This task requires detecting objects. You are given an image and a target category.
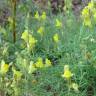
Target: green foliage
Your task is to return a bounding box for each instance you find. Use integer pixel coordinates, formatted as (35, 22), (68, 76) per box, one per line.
(0, 0), (96, 96)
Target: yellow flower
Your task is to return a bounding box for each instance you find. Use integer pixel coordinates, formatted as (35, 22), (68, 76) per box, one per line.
(53, 33), (59, 43)
(71, 83), (79, 92)
(0, 60), (9, 74)
(81, 7), (91, 27)
(12, 67), (22, 80)
(62, 65), (73, 79)
(81, 1), (96, 27)
(41, 12), (46, 20)
(82, 7), (89, 17)
(37, 26), (44, 36)
(45, 58), (52, 67)
(87, 1), (94, 9)
(35, 57), (44, 68)
(21, 30), (29, 42)
(55, 19), (62, 28)
(62, 70), (72, 79)
(83, 17), (92, 27)
(21, 30), (37, 49)
(28, 35), (37, 49)
(34, 11), (39, 20)
(28, 61), (37, 74)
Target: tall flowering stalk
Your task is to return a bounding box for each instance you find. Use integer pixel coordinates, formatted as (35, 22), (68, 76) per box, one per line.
(11, 0), (17, 43)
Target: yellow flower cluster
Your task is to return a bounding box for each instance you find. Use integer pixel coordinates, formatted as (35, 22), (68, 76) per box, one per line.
(0, 59), (23, 81)
(35, 57), (44, 68)
(35, 57), (52, 68)
(24, 57), (52, 74)
(81, 1), (96, 27)
(22, 57), (52, 74)
(62, 65), (79, 92)
(34, 11), (46, 21)
(21, 30), (37, 50)
(34, 12), (62, 44)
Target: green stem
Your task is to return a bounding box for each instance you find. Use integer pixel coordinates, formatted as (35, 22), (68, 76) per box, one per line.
(11, 0), (17, 43)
